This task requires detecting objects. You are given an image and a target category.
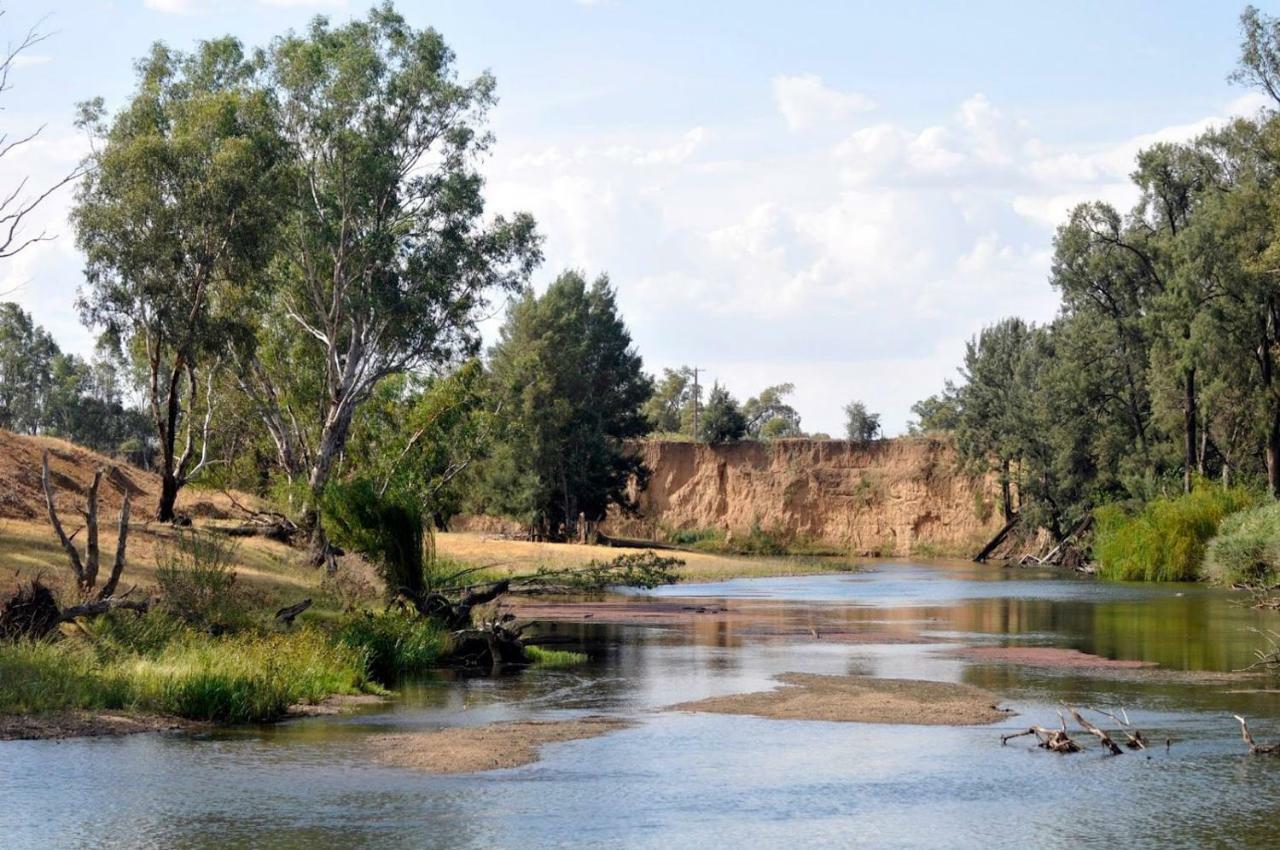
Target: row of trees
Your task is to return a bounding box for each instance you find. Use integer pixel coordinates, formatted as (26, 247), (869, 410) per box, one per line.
(644, 369), (880, 442)
(912, 6), (1280, 539)
(0, 303), (149, 456)
(2, 3), (884, 543)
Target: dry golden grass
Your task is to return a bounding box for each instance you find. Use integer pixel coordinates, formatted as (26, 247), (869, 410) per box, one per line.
(434, 532), (853, 582)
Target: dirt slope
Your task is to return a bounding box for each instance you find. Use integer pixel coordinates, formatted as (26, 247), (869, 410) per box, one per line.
(0, 430), (242, 522)
(602, 437), (1001, 557)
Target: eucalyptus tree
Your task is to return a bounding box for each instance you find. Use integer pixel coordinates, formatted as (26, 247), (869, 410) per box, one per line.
(232, 5), (539, 542)
(744, 383), (803, 439)
(843, 400), (881, 442)
(73, 38), (284, 521)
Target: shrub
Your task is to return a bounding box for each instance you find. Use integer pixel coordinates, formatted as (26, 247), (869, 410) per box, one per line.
(1203, 500), (1280, 586)
(1093, 484), (1258, 581)
(335, 610), (449, 681)
(325, 480), (428, 598)
(155, 530), (246, 628)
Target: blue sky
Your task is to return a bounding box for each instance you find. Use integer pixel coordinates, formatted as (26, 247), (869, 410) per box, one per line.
(0, 0), (1273, 434)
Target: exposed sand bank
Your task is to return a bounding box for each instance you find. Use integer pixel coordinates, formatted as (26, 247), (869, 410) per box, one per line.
(0, 711), (204, 741)
(368, 716), (632, 773)
(672, 673), (1013, 725)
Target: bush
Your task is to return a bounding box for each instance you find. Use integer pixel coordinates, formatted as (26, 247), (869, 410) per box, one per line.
(1203, 500), (1280, 586)
(155, 530), (246, 628)
(335, 609), (449, 681)
(1094, 484), (1258, 581)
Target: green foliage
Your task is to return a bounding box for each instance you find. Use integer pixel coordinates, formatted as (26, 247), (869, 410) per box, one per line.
(74, 37), (286, 519)
(644, 366), (701, 436)
(155, 530), (245, 628)
(0, 302), (149, 453)
(340, 362), (494, 527)
(744, 383), (803, 439)
(335, 610), (449, 681)
(1094, 485), (1257, 581)
(532, 551), (683, 591)
(1204, 501), (1280, 585)
(843, 400), (881, 442)
(480, 270), (652, 539)
(523, 645), (587, 668)
(325, 480), (427, 599)
(0, 616), (367, 722)
(700, 382), (747, 443)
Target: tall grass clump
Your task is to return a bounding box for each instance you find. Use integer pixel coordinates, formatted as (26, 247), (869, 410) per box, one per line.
(0, 614), (369, 722)
(335, 609), (449, 681)
(154, 530), (247, 628)
(1203, 500), (1280, 586)
(1094, 484), (1257, 581)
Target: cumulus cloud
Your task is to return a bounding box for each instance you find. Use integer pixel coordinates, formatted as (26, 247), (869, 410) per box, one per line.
(772, 74), (876, 131)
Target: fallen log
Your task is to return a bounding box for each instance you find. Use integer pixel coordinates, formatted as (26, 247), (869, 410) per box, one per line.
(274, 598), (312, 627)
(974, 515), (1019, 563)
(1087, 705), (1147, 750)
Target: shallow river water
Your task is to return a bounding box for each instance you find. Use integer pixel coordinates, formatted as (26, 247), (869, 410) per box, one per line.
(6, 560), (1280, 849)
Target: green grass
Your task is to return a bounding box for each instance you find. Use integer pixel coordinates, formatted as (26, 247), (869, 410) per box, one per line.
(0, 612), (369, 722)
(1203, 500), (1280, 586)
(523, 645), (588, 667)
(1093, 483), (1258, 581)
(334, 609), (450, 681)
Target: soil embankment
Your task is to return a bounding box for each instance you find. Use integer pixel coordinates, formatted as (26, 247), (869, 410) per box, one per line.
(602, 437), (1002, 557)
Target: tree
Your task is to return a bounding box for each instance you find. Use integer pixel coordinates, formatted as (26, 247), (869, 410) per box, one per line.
(643, 366), (700, 436)
(339, 361), (496, 528)
(74, 38), (284, 521)
(908, 392), (959, 434)
(700, 382), (746, 443)
(843, 400), (881, 442)
(483, 271), (651, 540)
(743, 383), (803, 439)
(231, 5), (539, 545)
(0, 301), (55, 432)
(0, 6), (83, 264)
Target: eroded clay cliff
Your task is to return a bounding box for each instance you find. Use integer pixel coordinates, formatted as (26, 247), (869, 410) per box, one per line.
(602, 437), (1002, 557)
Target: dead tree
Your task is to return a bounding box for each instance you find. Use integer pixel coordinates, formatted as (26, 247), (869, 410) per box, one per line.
(1087, 706), (1147, 750)
(1001, 712), (1082, 754)
(1069, 707), (1124, 755)
(974, 515), (1019, 563)
(41, 450), (131, 600)
(1235, 715), (1280, 754)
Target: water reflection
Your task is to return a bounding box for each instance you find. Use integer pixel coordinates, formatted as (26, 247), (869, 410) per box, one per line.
(5, 561), (1280, 850)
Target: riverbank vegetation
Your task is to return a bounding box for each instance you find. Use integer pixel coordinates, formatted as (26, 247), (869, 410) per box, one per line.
(912, 7), (1280, 580)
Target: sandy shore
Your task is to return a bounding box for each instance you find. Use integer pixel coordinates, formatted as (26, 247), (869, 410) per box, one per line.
(672, 673), (1013, 725)
(0, 711), (206, 741)
(368, 716), (632, 773)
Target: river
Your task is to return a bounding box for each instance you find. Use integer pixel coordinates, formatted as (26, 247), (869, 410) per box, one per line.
(5, 560), (1280, 849)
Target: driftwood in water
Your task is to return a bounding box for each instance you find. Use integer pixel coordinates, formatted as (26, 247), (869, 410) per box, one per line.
(974, 515), (1019, 563)
(1070, 707), (1123, 755)
(1235, 715), (1280, 754)
(1001, 713), (1081, 754)
(1088, 705), (1147, 749)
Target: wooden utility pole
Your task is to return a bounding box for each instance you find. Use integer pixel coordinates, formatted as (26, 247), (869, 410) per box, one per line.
(690, 367), (701, 440)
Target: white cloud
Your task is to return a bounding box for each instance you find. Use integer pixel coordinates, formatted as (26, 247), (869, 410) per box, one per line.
(772, 74), (876, 131)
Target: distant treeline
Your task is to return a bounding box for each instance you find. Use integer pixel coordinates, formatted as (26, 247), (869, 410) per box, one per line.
(911, 6), (1280, 539)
